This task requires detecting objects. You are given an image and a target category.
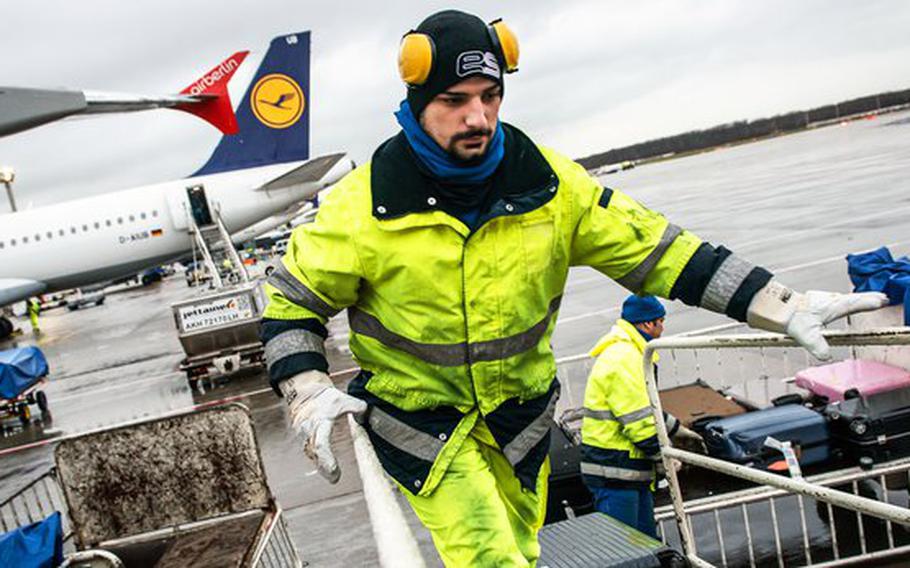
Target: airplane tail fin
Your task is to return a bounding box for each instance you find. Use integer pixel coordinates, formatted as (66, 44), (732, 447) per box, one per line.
(176, 51), (249, 135)
(193, 32), (311, 176)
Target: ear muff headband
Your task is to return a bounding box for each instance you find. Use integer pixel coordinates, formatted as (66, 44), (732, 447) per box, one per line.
(397, 18), (520, 86)
(398, 32), (435, 86)
(488, 19), (519, 73)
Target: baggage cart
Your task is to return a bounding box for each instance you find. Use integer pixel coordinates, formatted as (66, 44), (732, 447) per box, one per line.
(0, 346), (50, 426)
(171, 282), (266, 390)
(1, 403), (304, 567)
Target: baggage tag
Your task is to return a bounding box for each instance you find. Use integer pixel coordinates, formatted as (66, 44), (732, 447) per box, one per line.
(764, 436), (803, 479)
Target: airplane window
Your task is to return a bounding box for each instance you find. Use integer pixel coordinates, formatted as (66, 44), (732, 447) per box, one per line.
(34, 234), (40, 242)
(117, 217), (123, 224)
(152, 210), (158, 217)
(46, 231), (53, 239)
(58, 229), (64, 237)
(82, 225), (88, 232)
(23, 236), (29, 244)
(0, 241), (4, 249)
(94, 222), (100, 229)
(129, 214), (135, 222)
(10, 239), (16, 246)
(71, 227), (77, 234)
(140, 212), (147, 220)
(106, 220), (112, 227)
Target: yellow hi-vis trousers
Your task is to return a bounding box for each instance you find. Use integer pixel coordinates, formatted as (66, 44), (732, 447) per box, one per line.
(403, 418), (550, 568)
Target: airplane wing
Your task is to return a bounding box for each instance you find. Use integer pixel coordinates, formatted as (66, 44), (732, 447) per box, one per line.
(231, 153), (350, 242)
(230, 201), (315, 244)
(257, 152), (348, 191)
(0, 51), (248, 137)
(0, 279), (46, 307)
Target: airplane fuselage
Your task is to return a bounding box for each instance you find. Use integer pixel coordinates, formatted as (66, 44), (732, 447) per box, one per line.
(0, 160), (327, 294)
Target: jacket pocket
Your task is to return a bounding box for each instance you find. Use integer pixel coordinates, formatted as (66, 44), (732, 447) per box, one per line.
(520, 218), (555, 277)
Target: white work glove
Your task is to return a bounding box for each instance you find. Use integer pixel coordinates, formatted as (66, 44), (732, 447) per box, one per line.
(280, 370), (368, 483)
(673, 425), (703, 443)
(672, 424), (706, 454)
(654, 457), (682, 479)
(746, 281), (888, 360)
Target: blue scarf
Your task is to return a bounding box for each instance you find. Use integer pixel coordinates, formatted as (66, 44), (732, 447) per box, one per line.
(394, 100), (504, 184)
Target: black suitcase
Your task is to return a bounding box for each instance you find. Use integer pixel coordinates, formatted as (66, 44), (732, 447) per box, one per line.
(538, 513), (687, 568)
(825, 390), (910, 464)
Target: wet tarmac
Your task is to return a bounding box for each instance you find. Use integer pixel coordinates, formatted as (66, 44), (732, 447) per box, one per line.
(2, 110), (910, 566)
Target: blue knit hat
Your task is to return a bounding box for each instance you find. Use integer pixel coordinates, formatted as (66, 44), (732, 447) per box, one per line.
(621, 295), (666, 323)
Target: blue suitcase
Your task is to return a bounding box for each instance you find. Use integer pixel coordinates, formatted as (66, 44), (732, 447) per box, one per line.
(703, 404), (830, 469)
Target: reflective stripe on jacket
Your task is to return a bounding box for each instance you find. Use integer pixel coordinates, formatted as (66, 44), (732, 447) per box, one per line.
(580, 319), (679, 488)
(261, 124), (707, 496)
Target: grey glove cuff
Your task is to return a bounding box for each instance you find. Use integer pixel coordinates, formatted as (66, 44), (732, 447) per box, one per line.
(746, 280), (797, 333)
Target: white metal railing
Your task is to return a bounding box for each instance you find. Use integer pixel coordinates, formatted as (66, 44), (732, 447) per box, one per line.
(212, 204), (250, 284)
(348, 414), (427, 568)
(655, 456), (910, 567)
(644, 328), (910, 567)
(188, 214), (223, 288)
(0, 468), (70, 541)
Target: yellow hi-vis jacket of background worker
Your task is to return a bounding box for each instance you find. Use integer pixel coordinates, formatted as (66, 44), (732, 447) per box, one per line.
(580, 319), (680, 487)
(260, 124), (771, 498)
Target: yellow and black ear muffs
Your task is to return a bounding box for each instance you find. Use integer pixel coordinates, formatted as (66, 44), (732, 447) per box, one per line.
(397, 19), (520, 87)
(487, 19), (519, 74)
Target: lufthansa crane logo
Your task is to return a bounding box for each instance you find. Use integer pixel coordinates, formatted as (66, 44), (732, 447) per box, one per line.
(251, 74), (305, 129)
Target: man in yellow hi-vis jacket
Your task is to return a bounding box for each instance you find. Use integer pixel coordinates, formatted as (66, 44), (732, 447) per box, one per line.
(259, 9), (887, 567)
(581, 295), (697, 537)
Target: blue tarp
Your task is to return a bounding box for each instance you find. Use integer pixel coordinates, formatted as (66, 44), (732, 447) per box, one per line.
(0, 512), (64, 568)
(847, 246), (910, 326)
(0, 347), (48, 400)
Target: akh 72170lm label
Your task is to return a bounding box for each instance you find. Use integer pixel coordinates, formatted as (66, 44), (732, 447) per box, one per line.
(179, 294), (254, 332)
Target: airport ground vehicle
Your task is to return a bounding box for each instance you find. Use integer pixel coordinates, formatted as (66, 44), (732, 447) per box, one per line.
(66, 290), (105, 311)
(139, 267), (166, 286)
(172, 282), (266, 390)
(0, 403), (302, 567)
(0, 346), (50, 426)
(39, 293), (70, 311)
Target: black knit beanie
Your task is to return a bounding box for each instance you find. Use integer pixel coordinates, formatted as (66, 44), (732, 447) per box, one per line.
(405, 10), (504, 117)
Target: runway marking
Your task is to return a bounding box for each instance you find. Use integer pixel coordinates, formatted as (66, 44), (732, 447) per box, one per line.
(728, 204), (910, 252)
(774, 238), (910, 275)
(50, 371), (182, 403)
(556, 238), (910, 326)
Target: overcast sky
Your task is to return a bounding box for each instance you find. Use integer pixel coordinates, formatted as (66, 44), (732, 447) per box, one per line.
(1, 0), (909, 208)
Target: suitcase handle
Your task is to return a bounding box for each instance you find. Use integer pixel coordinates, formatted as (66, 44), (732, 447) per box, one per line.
(771, 394), (805, 407)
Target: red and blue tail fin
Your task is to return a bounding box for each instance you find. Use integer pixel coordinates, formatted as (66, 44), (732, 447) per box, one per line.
(176, 50), (248, 135)
(194, 32), (311, 176)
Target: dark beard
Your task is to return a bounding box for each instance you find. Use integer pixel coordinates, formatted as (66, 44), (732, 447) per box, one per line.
(446, 128), (493, 161)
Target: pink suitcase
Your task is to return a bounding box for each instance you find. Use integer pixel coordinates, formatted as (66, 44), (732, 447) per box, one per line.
(795, 359), (910, 403)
